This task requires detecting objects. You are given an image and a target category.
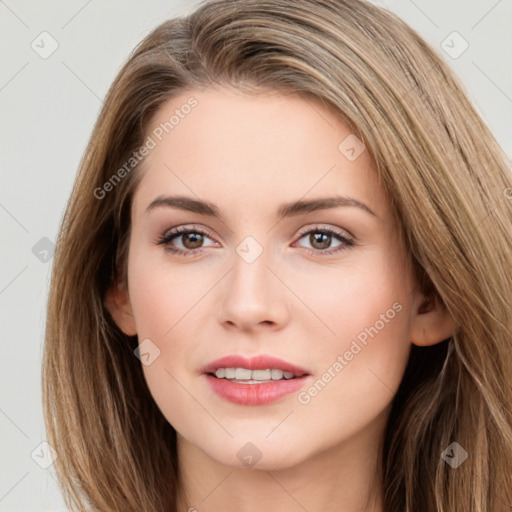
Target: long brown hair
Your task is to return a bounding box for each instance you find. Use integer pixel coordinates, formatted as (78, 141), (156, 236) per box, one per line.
(42, 0), (512, 510)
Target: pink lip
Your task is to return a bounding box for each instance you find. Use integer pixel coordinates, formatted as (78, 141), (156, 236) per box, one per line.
(201, 354), (310, 376)
(204, 374), (310, 406)
(201, 354), (311, 406)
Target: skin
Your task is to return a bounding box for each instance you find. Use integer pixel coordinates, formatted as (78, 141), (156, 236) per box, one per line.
(105, 85), (456, 512)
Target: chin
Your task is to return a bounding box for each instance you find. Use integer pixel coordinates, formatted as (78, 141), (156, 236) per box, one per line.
(204, 436), (312, 471)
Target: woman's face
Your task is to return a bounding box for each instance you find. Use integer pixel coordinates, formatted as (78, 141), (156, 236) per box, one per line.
(108, 86), (440, 469)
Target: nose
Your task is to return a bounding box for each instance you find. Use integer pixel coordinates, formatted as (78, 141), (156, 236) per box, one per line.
(216, 243), (290, 332)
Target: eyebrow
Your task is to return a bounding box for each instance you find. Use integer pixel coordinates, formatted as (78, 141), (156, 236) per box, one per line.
(145, 194), (377, 219)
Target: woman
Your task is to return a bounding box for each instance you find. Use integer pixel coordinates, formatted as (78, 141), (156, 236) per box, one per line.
(42, 0), (512, 510)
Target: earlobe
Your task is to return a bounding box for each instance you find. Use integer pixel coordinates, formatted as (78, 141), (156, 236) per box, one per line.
(411, 295), (457, 347)
(104, 283), (137, 336)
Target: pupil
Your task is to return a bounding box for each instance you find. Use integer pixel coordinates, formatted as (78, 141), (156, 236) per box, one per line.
(311, 232), (330, 250)
(184, 233), (203, 249)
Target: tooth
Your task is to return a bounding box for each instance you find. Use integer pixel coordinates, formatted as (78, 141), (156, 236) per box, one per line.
(271, 369), (284, 380)
(214, 367), (297, 381)
(235, 368), (253, 379)
(252, 369), (272, 380)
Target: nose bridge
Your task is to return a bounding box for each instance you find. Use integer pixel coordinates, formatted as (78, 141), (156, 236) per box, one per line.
(217, 234), (287, 328)
(231, 234), (273, 301)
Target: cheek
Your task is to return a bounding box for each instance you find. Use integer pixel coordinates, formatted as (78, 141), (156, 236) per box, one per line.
(284, 253), (412, 427)
(280, 252), (410, 363)
(127, 244), (210, 339)
(304, 300), (412, 405)
(126, 249), (219, 429)
(288, 290), (411, 459)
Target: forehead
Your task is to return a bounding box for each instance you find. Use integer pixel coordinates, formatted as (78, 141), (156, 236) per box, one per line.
(132, 87), (388, 221)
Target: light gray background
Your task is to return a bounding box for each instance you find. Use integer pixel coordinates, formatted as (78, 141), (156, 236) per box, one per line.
(1, 0), (511, 510)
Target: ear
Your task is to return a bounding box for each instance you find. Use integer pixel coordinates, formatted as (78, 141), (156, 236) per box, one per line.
(104, 281), (137, 336)
(410, 293), (457, 346)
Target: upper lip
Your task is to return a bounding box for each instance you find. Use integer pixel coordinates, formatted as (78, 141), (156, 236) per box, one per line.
(201, 354), (310, 377)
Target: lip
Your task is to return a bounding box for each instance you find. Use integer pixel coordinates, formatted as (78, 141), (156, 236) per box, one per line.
(204, 374), (310, 406)
(201, 354), (310, 376)
(201, 354), (311, 406)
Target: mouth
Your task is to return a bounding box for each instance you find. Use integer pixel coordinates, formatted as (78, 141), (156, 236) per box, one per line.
(207, 367), (307, 383)
(201, 355), (311, 405)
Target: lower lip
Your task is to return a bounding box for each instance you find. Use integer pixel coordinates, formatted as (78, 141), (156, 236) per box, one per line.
(204, 374), (310, 406)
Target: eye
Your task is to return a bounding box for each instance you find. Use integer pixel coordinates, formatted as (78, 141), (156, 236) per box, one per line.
(155, 225), (218, 257)
(294, 225), (355, 256)
(155, 224), (356, 257)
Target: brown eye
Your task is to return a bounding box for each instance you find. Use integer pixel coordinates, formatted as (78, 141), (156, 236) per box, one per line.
(181, 232), (204, 249)
(309, 232), (332, 250)
(295, 226), (355, 256)
(155, 226), (217, 256)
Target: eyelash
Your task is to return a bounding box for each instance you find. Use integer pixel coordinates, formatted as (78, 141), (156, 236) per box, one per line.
(155, 224), (355, 257)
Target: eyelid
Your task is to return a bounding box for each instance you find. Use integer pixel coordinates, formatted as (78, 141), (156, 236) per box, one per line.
(296, 223), (354, 240)
(159, 223), (353, 240)
(160, 224), (216, 240)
